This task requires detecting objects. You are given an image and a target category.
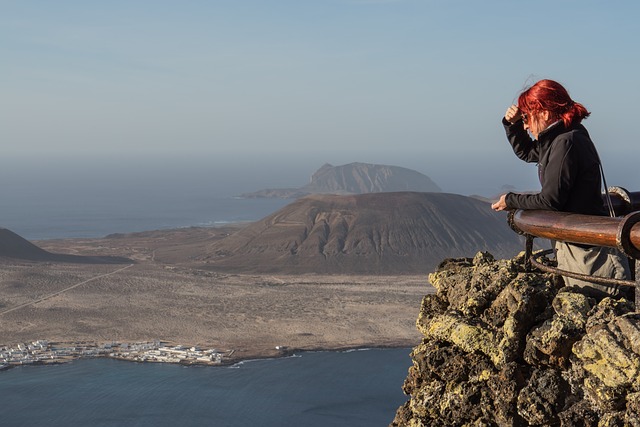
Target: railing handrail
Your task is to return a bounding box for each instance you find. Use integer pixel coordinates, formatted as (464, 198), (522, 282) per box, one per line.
(508, 209), (640, 259)
(507, 198), (640, 307)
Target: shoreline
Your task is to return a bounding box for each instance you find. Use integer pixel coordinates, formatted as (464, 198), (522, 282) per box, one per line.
(1, 226), (431, 373)
(0, 339), (416, 372)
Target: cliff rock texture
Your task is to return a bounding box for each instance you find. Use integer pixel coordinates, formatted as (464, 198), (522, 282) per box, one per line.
(391, 251), (640, 426)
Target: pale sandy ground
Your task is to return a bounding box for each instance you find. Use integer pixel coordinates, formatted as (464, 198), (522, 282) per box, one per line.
(0, 228), (434, 362)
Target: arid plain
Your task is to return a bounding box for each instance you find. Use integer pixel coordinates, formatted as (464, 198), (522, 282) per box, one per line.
(0, 226), (431, 362)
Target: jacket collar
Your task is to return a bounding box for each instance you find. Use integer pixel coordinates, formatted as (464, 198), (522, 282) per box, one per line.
(536, 120), (586, 149)
(537, 120), (563, 143)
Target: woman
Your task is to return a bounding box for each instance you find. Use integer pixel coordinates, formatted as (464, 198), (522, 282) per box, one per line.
(491, 79), (631, 298)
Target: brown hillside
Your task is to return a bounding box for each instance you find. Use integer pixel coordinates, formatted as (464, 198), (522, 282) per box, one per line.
(0, 228), (51, 261)
(0, 228), (130, 264)
(201, 192), (525, 274)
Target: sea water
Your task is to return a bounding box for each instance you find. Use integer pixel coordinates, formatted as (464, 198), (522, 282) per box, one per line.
(0, 194), (292, 240)
(0, 348), (412, 426)
(0, 156), (296, 240)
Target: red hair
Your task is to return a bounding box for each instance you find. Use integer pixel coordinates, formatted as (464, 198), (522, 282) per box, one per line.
(517, 79), (590, 127)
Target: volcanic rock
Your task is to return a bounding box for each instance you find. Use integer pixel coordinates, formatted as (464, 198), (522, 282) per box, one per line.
(201, 192), (524, 274)
(390, 252), (640, 426)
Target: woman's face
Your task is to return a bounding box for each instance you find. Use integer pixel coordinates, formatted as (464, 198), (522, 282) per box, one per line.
(522, 110), (552, 140)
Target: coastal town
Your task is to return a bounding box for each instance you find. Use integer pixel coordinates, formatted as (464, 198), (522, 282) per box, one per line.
(0, 340), (231, 371)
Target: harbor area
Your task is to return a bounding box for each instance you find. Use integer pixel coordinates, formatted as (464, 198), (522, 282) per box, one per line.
(0, 340), (230, 370)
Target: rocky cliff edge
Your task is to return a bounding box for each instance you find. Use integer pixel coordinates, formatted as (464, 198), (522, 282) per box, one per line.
(391, 251), (640, 426)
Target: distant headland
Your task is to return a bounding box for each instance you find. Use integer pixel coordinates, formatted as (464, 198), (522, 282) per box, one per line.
(239, 162), (442, 199)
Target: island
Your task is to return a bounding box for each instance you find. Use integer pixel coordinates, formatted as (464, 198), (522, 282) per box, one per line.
(0, 192), (522, 368)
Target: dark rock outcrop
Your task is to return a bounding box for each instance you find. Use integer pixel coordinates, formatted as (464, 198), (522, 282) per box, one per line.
(240, 162), (442, 198)
(201, 192), (524, 274)
(391, 252), (640, 426)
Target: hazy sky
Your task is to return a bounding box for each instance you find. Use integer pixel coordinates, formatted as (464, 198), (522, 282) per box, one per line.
(3, 0), (640, 195)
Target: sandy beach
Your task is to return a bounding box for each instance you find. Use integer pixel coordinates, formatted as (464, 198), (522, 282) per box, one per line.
(0, 227), (432, 363)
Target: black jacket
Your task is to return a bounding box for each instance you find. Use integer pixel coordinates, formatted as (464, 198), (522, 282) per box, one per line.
(502, 117), (606, 216)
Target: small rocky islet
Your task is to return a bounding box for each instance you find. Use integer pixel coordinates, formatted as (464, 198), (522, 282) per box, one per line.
(391, 251), (640, 426)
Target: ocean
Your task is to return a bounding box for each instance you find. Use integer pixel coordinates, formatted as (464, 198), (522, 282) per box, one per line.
(0, 162), (414, 426)
(0, 155), (300, 240)
(0, 194), (292, 241)
(0, 348), (412, 426)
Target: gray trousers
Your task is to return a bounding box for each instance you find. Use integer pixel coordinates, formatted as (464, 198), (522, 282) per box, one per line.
(555, 241), (632, 299)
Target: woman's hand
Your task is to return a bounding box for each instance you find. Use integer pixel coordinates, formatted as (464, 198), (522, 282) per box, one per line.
(491, 194), (508, 211)
(504, 105), (521, 124)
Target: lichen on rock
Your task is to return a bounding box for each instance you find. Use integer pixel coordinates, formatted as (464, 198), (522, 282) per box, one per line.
(391, 251), (640, 427)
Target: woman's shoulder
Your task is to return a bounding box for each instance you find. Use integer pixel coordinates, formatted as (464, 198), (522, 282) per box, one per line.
(553, 123), (591, 144)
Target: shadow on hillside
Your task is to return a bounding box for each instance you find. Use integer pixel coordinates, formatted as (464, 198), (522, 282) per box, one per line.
(0, 228), (132, 264)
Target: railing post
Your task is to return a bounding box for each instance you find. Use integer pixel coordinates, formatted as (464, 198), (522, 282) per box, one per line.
(525, 235), (534, 272)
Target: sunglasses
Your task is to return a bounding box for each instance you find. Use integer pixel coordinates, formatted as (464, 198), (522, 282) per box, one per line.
(521, 112), (529, 125)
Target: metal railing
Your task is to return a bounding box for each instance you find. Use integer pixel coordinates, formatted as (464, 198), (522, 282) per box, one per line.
(507, 187), (640, 307)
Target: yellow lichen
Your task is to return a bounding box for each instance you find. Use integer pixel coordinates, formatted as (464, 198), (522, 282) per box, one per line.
(422, 313), (503, 366)
(574, 328), (640, 388)
(476, 369), (492, 382)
